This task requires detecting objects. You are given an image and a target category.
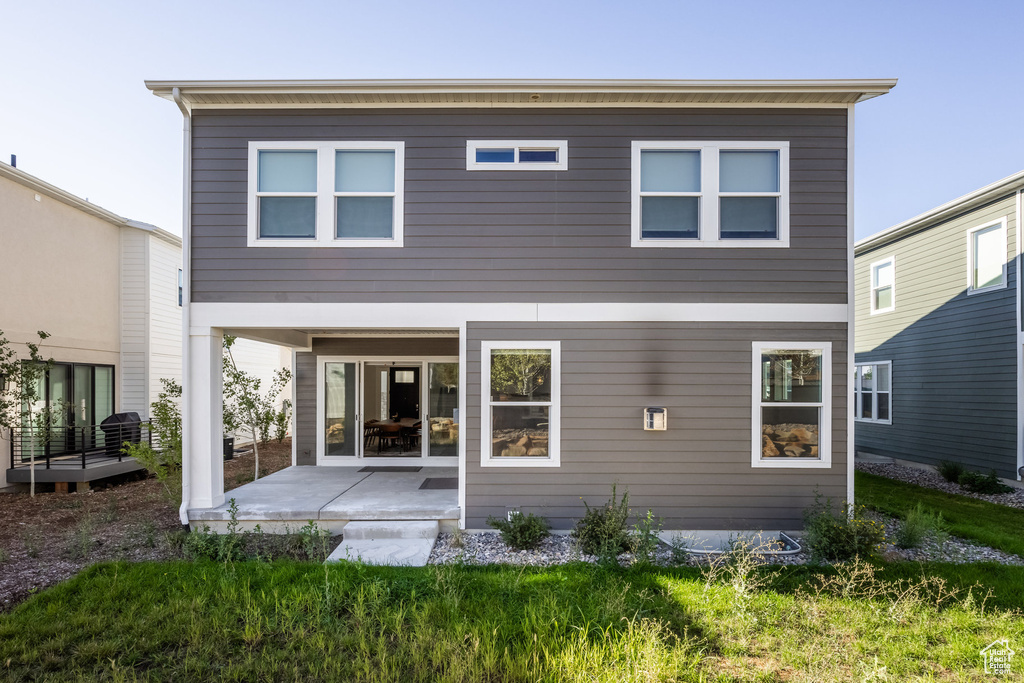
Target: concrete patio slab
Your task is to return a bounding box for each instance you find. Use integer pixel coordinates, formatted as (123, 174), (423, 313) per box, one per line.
(188, 465), (459, 532)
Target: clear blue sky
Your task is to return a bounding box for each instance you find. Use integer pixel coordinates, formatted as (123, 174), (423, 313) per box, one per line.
(2, 0), (1021, 241)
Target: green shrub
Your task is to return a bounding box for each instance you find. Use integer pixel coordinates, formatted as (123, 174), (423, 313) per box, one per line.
(487, 511), (550, 550)
(936, 460), (965, 483)
(893, 502), (948, 549)
(572, 484), (632, 556)
(958, 469), (1013, 495)
(803, 496), (886, 562)
(630, 509), (663, 566)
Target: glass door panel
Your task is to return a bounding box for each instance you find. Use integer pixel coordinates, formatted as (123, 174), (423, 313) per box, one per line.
(48, 365), (70, 454)
(427, 362), (458, 457)
(325, 362), (358, 457)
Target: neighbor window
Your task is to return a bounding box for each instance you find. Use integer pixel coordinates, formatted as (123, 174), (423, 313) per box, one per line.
(854, 362), (891, 424)
(177, 269), (183, 307)
(968, 220), (1007, 293)
(632, 141), (789, 247)
(481, 341), (560, 467)
(753, 342), (831, 468)
(870, 257), (895, 313)
(247, 141), (405, 247)
(466, 140), (569, 171)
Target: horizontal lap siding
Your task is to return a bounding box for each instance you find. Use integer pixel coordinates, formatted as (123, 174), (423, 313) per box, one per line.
(465, 321), (849, 530)
(294, 337), (459, 465)
(190, 108), (848, 304)
(854, 195), (1018, 476)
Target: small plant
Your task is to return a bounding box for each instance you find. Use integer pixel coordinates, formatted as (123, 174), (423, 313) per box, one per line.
(893, 502), (948, 549)
(273, 399), (292, 444)
(957, 469), (1013, 494)
(21, 530), (41, 558)
(123, 378), (182, 501)
(67, 516), (96, 560)
(449, 526), (466, 549)
(487, 510), (550, 550)
(803, 495), (886, 563)
(572, 484), (632, 556)
(936, 460), (965, 483)
(299, 520), (331, 561)
(630, 509), (663, 566)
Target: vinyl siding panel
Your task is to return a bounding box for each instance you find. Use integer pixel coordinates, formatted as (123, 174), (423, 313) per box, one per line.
(465, 321), (849, 530)
(147, 236), (183, 414)
(119, 230), (149, 415)
(854, 194), (1018, 477)
(189, 108), (848, 304)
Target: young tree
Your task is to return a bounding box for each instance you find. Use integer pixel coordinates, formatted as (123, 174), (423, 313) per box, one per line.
(121, 378), (182, 500)
(222, 336), (292, 481)
(0, 330), (63, 497)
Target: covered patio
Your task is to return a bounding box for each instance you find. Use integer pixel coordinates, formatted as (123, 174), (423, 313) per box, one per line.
(188, 465), (459, 533)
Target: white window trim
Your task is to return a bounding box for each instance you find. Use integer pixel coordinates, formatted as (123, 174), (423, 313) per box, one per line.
(966, 217), (1008, 295)
(854, 361), (892, 425)
(869, 255), (896, 314)
(466, 140), (568, 171)
(480, 340), (561, 468)
(246, 140), (405, 248)
(631, 140), (790, 248)
(751, 341), (832, 469)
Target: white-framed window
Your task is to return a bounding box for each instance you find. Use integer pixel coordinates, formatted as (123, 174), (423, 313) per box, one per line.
(247, 140), (405, 248)
(967, 218), (1008, 294)
(869, 256), (895, 314)
(854, 362), (891, 424)
(631, 141), (790, 248)
(466, 140), (568, 171)
(752, 342), (831, 468)
(480, 341), (560, 467)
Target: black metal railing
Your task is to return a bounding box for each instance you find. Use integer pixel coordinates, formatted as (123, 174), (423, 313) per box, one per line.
(8, 421), (156, 470)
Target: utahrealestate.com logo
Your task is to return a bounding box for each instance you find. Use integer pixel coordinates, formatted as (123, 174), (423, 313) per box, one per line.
(981, 639), (1015, 675)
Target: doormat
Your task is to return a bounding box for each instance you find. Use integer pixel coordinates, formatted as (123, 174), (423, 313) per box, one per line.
(358, 466), (423, 473)
(419, 477), (458, 490)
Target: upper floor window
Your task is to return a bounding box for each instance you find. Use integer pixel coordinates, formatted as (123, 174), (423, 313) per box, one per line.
(466, 140), (568, 171)
(247, 141), (404, 248)
(967, 219), (1007, 294)
(870, 256), (895, 314)
(631, 141), (789, 248)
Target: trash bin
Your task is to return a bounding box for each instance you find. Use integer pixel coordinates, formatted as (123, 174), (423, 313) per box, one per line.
(223, 437), (235, 460)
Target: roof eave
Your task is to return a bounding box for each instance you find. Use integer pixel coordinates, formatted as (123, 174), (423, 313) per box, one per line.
(856, 170), (1024, 254)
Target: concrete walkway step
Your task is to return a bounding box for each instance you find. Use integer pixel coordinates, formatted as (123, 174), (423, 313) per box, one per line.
(328, 520), (440, 566)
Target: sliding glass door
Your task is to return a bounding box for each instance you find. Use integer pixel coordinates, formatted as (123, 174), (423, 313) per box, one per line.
(324, 362), (358, 457)
(427, 362), (458, 457)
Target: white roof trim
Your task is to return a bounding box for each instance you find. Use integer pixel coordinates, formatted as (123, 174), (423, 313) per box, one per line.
(856, 169), (1024, 254)
(0, 162), (180, 247)
(146, 78), (897, 109)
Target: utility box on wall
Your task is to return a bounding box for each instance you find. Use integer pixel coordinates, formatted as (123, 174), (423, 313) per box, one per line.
(644, 407), (667, 431)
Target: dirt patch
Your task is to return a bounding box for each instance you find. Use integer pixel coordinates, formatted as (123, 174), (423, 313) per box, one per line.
(0, 438), (293, 611)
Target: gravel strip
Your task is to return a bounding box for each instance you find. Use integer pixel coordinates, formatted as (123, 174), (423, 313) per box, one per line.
(857, 462), (1024, 509)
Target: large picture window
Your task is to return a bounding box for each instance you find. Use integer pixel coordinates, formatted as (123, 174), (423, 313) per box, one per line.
(854, 362), (891, 424)
(752, 342), (831, 468)
(247, 141), (405, 248)
(967, 219), (1007, 294)
(632, 141), (790, 248)
(481, 341), (560, 467)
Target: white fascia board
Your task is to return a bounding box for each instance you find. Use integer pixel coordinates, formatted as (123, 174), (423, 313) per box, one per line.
(189, 301), (849, 330)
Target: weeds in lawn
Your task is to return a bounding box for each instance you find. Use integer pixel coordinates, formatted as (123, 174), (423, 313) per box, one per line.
(630, 508), (663, 567)
(937, 459), (966, 483)
(893, 502), (948, 549)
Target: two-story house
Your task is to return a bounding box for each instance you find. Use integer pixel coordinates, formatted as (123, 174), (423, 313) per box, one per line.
(855, 170), (1024, 481)
(149, 78), (895, 532)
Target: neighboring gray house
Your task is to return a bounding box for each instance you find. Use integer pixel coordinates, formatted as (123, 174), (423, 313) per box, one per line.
(149, 78), (895, 532)
(854, 170), (1024, 480)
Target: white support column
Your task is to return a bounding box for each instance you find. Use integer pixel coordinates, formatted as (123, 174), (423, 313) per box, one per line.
(186, 327), (224, 510)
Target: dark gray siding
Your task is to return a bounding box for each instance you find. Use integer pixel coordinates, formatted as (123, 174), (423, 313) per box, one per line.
(294, 337), (458, 465)
(465, 321), (849, 530)
(191, 108), (848, 304)
(855, 195), (1018, 477)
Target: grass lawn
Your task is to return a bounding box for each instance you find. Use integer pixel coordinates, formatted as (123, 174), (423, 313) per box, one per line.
(856, 470), (1024, 559)
(1, 559), (1021, 682)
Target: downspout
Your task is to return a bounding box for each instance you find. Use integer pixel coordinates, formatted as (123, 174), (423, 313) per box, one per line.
(173, 87), (193, 526)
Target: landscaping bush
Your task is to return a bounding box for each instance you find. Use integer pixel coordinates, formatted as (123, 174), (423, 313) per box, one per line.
(937, 460), (966, 483)
(893, 502), (948, 549)
(572, 484), (632, 556)
(958, 469), (1013, 495)
(630, 509), (663, 566)
(486, 511), (550, 550)
(803, 496), (886, 562)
